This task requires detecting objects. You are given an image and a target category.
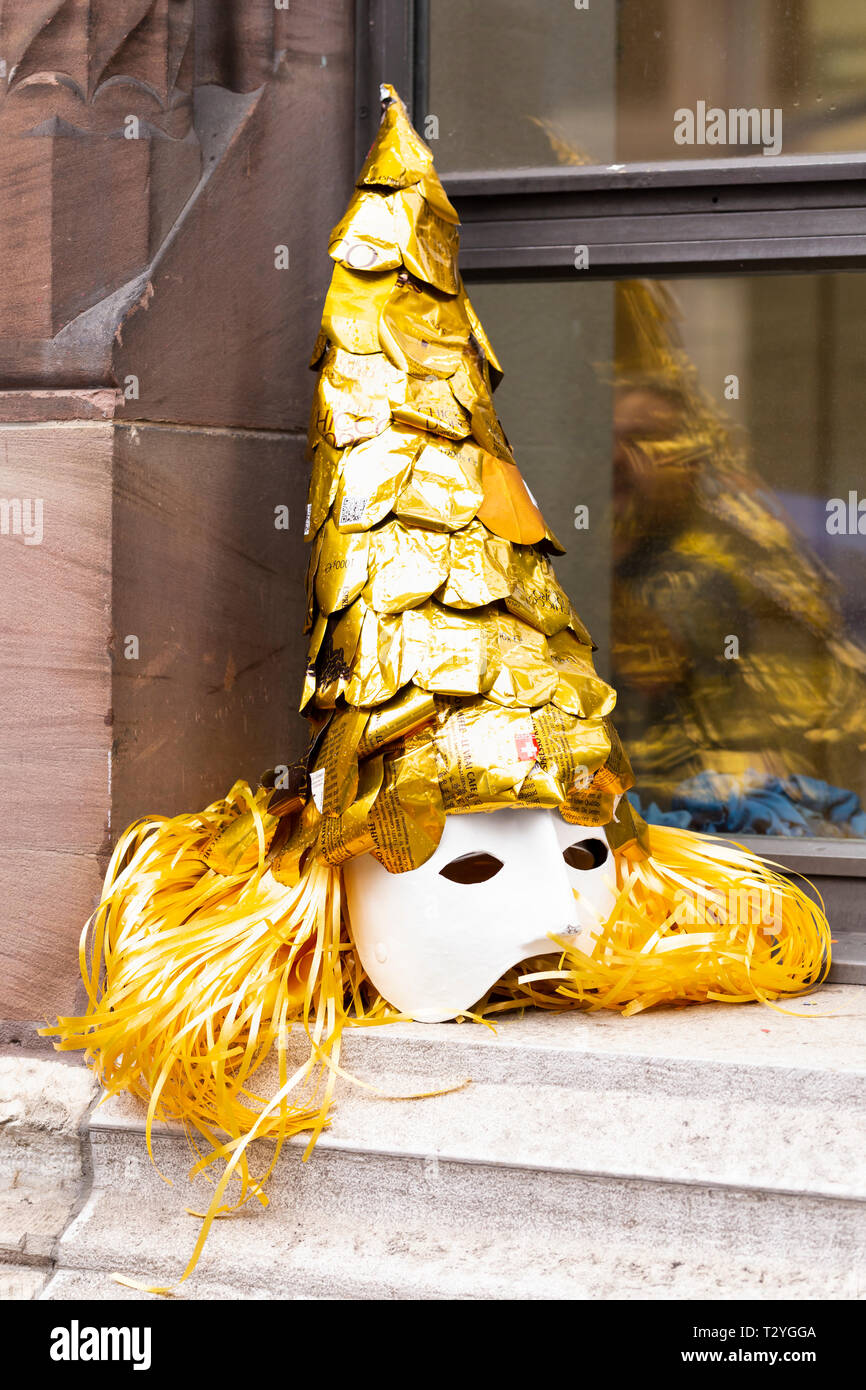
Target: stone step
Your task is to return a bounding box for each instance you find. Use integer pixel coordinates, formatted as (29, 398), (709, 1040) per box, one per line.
(0, 1053), (97, 1296)
(45, 986), (866, 1299)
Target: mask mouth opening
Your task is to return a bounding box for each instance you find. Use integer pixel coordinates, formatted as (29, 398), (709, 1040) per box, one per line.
(562, 838), (609, 871)
(438, 851), (504, 884)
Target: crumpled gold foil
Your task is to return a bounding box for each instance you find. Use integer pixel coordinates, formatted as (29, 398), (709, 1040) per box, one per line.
(486, 614), (557, 708)
(393, 186), (460, 295)
(329, 190), (402, 273)
(547, 630), (616, 718)
(392, 375), (472, 439)
(357, 685), (438, 757)
(394, 438), (484, 532)
(344, 605), (406, 707)
(367, 520), (450, 613)
(333, 426), (421, 532)
(434, 699), (539, 811)
(357, 86), (434, 190)
(505, 548), (572, 636)
(380, 279), (469, 378)
(439, 519), (511, 608)
(368, 731), (445, 871)
(404, 601), (498, 697)
(318, 755), (385, 864)
(315, 520), (370, 615)
(322, 265), (398, 355)
(312, 347), (404, 450)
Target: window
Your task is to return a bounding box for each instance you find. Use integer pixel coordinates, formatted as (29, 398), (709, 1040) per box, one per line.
(356, 0), (866, 972)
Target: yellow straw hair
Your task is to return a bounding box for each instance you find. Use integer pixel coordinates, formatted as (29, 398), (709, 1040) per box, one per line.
(44, 789), (830, 1290)
(517, 823), (830, 1017)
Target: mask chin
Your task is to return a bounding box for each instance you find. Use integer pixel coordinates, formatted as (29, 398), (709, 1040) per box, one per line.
(343, 809), (616, 1023)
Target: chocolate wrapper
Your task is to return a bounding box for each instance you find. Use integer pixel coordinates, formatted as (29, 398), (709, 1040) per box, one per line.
(344, 606), (407, 707)
(315, 520), (370, 615)
(322, 265), (397, 356)
(486, 614), (557, 708)
(392, 376), (472, 440)
(547, 630), (616, 718)
(318, 755), (385, 864)
(316, 599), (365, 706)
(434, 699), (539, 811)
(393, 186), (460, 295)
(357, 685), (438, 757)
(329, 190), (402, 273)
(505, 548), (572, 636)
(380, 279), (469, 379)
(311, 706), (370, 819)
(367, 520), (450, 613)
(439, 519), (511, 608)
(394, 438), (484, 532)
(312, 347), (404, 450)
(404, 601), (498, 697)
(333, 426), (421, 532)
(369, 732), (445, 872)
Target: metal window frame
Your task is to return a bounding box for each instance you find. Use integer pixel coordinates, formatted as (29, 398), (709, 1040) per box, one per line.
(356, 1), (866, 968)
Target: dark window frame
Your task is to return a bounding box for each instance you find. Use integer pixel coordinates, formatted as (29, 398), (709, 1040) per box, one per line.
(356, 0), (866, 964)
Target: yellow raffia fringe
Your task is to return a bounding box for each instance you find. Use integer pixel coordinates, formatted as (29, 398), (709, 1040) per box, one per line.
(43, 789), (830, 1292)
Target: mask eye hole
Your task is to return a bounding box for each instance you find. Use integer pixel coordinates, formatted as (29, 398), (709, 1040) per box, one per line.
(439, 852), (504, 885)
(562, 838), (609, 871)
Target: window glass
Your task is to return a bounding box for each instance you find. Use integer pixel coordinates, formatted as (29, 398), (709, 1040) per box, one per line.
(427, 0), (866, 172)
(468, 272), (866, 839)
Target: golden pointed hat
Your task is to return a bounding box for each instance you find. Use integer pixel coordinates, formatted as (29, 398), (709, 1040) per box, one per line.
(231, 86), (647, 884)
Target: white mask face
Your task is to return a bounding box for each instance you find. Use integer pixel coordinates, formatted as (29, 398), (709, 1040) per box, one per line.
(343, 809), (616, 1022)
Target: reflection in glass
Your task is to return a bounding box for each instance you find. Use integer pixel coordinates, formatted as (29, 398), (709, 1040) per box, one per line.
(612, 279), (866, 839)
(470, 273), (866, 839)
(428, 0), (866, 173)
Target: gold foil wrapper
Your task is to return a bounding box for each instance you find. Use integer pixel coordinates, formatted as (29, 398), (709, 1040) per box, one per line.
(434, 698), (539, 811)
(393, 438), (483, 532)
(315, 519), (370, 615)
(333, 426), (421, 532)
(329, 190), (402, 273)
(520, 706), (612, 814)
(547, 630), (616, 718)
(356, 87), (434, 191)
(302, 611), (328, 710)
(392, 376), (472, 440)
(367, 520), (450, 613)
(451, 350), (514, 462)
(380, 280), (468, 379)
(404, 601), (498, 697)
(306, 439), (343, 540)
(318, 755), (385, 865)
(311, 706), (370, 819)
(475, 452), (547, 545)
(344, 606), (407, 707)
(439, 519), (511, 608)
(603, 795), (651, 859)
(357, 685), (438, 757)
(486, 614), (557, 708)
(369, 731), (446, 871)
(505, 548), (572, 636)
(313, 348), (403, 449)
(316, 599), (365, 707)
(419, 170), (460, 225)
(304, 526), (324, 632)
(322, 264), (397, 356)
(393, 186), (460, 295)
(558, 717), (633, 824)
